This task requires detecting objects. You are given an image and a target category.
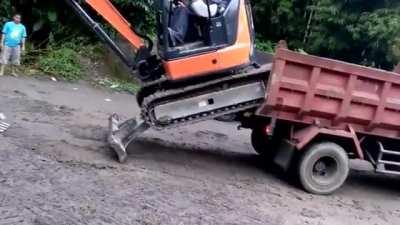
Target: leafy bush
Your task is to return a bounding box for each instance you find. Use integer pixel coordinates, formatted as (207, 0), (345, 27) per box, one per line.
(3, 0), (400, 71)
(55, 37), (105, 60)
(252, 0), (400, 69)
(0, 1), (11, 24)
(38, 47), (82, 81)
(35, 36), (105, 81)
(113, 0), (156, 34)
(256, 39), (275, 53)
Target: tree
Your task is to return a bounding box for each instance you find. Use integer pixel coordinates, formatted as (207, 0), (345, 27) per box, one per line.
(305, 0), (400, 69)
(1, 0), (400, 69)
(252, 0), (400, 69)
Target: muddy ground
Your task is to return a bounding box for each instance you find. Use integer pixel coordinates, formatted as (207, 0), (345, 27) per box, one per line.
(0, 76), (400, 225)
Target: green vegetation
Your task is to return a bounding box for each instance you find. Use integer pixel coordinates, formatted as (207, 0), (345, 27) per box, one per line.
(96, 77), (140, 94)
(251, 0), (400, 69)
(1, 0), (400, 75)
(38, 46), (82, 81)
(22, 37), (103, 81)
(255, 39), (275, 53)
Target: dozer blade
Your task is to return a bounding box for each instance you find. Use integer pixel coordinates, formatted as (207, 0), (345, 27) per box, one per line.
(108, 113), (149, 163)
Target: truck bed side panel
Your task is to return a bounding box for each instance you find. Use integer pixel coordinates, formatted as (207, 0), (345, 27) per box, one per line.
(258, 48), (400, 139)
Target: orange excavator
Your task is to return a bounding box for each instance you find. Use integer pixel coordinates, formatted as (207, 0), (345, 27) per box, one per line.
(66, 0), (272, 162)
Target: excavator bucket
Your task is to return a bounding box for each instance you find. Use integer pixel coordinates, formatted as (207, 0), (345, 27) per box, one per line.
(108, 114), (149, 162)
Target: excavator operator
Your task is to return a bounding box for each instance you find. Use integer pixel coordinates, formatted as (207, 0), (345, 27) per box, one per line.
(168, 0), (189, 46)
(169, 0), (228, 46)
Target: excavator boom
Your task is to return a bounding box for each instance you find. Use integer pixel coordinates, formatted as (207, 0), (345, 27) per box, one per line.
(85, 0), (144, 50)
(66, 0), (149, 68)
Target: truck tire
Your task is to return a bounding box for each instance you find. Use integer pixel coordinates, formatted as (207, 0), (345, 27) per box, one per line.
(298, 142), (349, 195)
(251, 128), (271, 157)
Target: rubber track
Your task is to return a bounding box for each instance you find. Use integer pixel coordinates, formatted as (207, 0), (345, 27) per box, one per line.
(141, 65), (269, 129)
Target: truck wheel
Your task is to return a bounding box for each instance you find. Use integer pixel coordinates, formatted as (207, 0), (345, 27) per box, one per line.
(298, 142), (349, 195)
(251, 128), (271, 157)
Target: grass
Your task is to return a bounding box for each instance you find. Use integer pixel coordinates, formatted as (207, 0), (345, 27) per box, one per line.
(25, 37), (104, 81)
(20, 37), (138, 90)
(18, 38), (140, 94)
(37, 47), (83, 81)
(256, 39), (275, 53)
(96, 77), (140, 94)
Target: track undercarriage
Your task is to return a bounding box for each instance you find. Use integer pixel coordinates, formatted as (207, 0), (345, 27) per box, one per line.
(108, 63), (272, 162)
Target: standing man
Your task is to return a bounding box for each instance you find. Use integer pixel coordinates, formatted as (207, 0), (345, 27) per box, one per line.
(0, 14), (27, 76)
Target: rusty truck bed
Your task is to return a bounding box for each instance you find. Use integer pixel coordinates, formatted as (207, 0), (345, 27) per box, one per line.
(258, 46), (400, 140)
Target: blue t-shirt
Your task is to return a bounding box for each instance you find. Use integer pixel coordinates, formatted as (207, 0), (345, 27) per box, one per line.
(2, 21), (27, 47)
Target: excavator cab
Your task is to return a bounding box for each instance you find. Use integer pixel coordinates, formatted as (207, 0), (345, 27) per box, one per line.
(67, 0), (255, 81)
(157, 0), (255, 80)
(158, 0), (238, 57)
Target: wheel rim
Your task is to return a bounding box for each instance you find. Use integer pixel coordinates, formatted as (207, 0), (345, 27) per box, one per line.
(311, 156), (338, 185)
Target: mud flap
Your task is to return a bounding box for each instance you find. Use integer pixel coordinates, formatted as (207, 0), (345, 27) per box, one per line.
(273, 139), (296, 171)
(108, 114), (150, 163)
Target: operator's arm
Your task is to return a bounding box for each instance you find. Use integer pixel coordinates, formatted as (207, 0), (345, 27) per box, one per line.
(0, 34), (4, 49)
(21, 26), (27, 52)
(21, 38), (26, 52)
(1, 23), (7, 49)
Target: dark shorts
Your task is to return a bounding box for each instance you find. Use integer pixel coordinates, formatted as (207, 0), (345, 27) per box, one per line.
(1, 46), (21, 65)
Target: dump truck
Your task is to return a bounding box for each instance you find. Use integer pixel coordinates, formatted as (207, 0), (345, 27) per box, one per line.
(66, 0), (400, 194)
(241, 42), (400, 194)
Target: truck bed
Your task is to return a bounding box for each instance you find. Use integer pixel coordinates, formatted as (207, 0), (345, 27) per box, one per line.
(257, 47), (400, 140)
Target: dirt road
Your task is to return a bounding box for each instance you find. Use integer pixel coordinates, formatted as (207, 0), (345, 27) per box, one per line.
(1, 76), (400, 225)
